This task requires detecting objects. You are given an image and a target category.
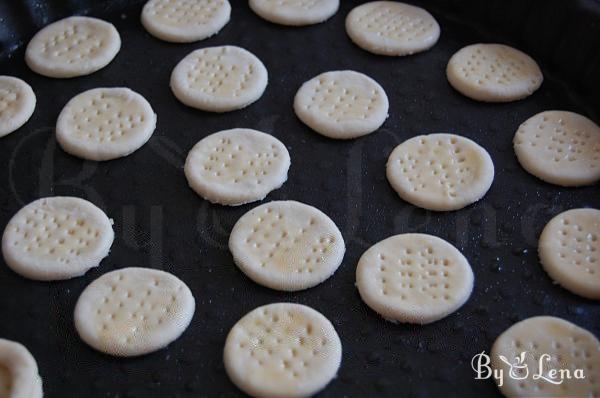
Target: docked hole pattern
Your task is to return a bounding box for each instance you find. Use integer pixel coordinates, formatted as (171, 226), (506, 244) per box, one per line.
(190, 132), (286, 187)
(514, 111), (600, 169)
(302, 73), (383, 123)
(63, 89), (149, 144)
(374, 244), (455, 303)
(89, 270), (189, 347)
(241, 204), (338, 274)
(350, 3), (437, 42)
(0, 81), (25, 124)
(37, 20), (113, 64)
(145, 0), (225, 26)
(229, 304), (338, 380)
(6, 198), (108, 264)
(451, 44), (542, 91)
(390, 134), (489, 201)
(182, 47), (261, 98)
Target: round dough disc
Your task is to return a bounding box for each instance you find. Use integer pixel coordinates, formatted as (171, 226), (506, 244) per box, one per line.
(74, 267), (195, 357)
(0, 76), (36, 138)
(294, 70), (389, 139)
(386, 133), (495, 211)
(491, 316), (600, 397)
(249, 0), (339, 26)
(446, 43), (543, 102)
(56, 87), (157, 161)
(514, 110), (600, 186)
(1, 196), (114, 281)
(345, 1), (440, 56)
(229, 201), (345, 291)
(224, 303), (342, 398)
(141, 0), (231, 43)
(170, 45), (268, 112)
(356, 233), (474, 324)
(25, 16), (121, 78)
(539, 208), (600, 300)
(184, 128), (290, 205)
(0, 339), (42, 398)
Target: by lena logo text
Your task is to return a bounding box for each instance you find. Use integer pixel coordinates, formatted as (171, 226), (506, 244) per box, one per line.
(471, 351), (585, 387)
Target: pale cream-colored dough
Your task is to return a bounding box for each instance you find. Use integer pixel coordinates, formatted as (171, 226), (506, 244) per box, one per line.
(30, 376), (43, 398)
(249, 0), (339, 26)
(491, 316), (600, 398)
(0, 76), (36, 138)
(345, 1), (440, 56)
(356, 233), (474, 324)
(170, 45), (268, 112)
(184, 128), (290, 205)
(229, 201), (345, 291)
(141, 0), (231, 43)
(294, 70), (388, 139)
(1, 197), (114, 281)
(386, 133), (494, 211)
(56, 87), (157, 161)
(224, 303), (342, 398)
(447, 43), (543, 102)
(514, 111), (600, 186)
(539, 208), (600, 300)
(74, 267), (195, 357)
(25, 16), (121, 78)
(0, 339), (43, 398)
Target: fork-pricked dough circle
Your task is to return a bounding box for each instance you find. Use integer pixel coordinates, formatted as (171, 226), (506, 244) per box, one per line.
(56, 87), (157, 161)
(356, 233), (474, 324)
(224, 303), (342, 398)
(491, 316), (600, 398)
(141, 0), (231, 43)
(514, 111), (600, 186)
(447, 43), (543, 102)
(25, 16), (121, 78)
(0, 339), (43, 398)
(74, 267), (195, 357)
(294, 70), (388, 139)
(386, 133), (494, 211)
(0, 76), (36, 138)
(229, 201), (345, 291)
(1, 197), (114, 281)
(170, 45), (268, 112)
(345, 1), (440, 56)
(249, 0), (339, 26)
(184, 128), (290, 206)
(539, 208), (600, 300)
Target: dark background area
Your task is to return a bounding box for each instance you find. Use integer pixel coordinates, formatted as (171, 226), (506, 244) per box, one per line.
(0, 0), (599, 397)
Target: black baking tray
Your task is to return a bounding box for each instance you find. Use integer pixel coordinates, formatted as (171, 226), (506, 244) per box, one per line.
(0, 1), (599, 397)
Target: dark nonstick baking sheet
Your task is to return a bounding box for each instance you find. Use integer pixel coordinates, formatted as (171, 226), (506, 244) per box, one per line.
(1, 1), (599, 397)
